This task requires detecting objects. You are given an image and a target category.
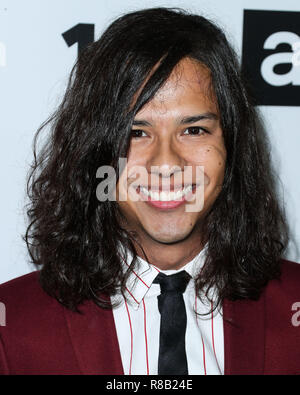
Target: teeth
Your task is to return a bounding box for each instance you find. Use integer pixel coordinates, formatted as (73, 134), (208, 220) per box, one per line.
(140, 185), (193, 201)
(160, 191), (169, 201)
(152, 191), (160, 201)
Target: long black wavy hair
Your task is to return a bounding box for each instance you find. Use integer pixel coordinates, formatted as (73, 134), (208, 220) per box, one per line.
(25, 7), (289, 311)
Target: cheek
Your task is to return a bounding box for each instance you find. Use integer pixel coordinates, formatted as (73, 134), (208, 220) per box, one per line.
(190, 144), (226, 183)
(117, 157), (148, 203)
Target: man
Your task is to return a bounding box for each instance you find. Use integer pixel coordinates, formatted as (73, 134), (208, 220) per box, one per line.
(0, 7), (300, 375)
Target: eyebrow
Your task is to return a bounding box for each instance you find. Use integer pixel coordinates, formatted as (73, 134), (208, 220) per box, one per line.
(132, 112), (219, 127)
(180, 112), (219, 124)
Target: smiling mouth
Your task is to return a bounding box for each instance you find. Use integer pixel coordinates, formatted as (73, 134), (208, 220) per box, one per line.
(139, 184), (196, 201)
(133, 184), (198, 210)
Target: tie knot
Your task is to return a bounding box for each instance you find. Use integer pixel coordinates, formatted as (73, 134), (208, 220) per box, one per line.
(154, 271), (191, 294)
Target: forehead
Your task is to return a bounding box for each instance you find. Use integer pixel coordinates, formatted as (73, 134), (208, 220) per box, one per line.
(136, 58), (217, 118)
(160, 58), (212, 94)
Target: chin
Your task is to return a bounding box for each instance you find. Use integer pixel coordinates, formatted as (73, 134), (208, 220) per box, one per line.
(145, 228), (193, 245)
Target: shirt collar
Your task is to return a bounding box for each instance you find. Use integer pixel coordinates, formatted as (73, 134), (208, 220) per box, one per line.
(118, 245), (207, 310)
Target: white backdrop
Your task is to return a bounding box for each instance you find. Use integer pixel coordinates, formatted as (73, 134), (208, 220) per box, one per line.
(0, 0), (299, 284)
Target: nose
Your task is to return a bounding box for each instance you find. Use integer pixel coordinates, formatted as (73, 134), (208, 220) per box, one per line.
(147, 138), (185, 178)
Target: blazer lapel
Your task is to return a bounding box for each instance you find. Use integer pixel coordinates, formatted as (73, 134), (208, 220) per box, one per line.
(64, 299), (124, 375)
(223, 293), (265, 375)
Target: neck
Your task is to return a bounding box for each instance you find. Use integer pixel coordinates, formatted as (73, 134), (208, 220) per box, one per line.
(134, 234), (204, 271)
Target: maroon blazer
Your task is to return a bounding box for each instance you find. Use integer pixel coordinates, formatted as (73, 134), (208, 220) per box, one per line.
(0, 259), (300, 375)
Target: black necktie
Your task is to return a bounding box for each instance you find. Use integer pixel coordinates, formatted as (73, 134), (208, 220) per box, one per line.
(154, 271), (191, 375)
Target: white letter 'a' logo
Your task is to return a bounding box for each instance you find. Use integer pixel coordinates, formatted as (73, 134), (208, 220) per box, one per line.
(260, 31), (300, 86)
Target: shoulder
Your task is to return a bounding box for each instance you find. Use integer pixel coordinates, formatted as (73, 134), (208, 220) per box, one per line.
(0, 271), (63, 328)
(262, 259), (300, 374)
(280, 258), (300, 277)
(264, 258), (300, 316)
(0, 271), (53, 305)
(269, 259), (300, 296)
(1, 270), (41, 295)
(0, 272), (81, 374)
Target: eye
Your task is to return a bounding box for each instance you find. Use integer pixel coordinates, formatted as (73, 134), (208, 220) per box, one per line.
(131, 129), (147, 139)
(182, 127), (209, 136)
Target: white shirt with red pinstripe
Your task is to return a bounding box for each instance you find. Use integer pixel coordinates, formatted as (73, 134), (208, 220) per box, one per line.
(112, 246), (224, 375)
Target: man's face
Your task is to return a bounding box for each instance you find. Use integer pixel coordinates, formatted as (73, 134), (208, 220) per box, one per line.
(117, 58), (226, 246)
